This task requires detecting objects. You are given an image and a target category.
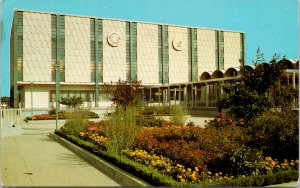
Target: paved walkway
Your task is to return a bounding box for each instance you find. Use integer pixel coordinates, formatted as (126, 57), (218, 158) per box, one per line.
(0, 121), (119, 186)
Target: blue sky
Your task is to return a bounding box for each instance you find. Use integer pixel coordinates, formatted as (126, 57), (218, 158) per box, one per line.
(1, 0), (299, 96)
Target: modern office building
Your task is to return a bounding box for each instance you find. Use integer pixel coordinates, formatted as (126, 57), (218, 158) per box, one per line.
(10, 10), (247, 109)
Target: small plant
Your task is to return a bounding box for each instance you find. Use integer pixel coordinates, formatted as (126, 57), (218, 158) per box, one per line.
(48, 106), (64, 115)
(169, 105), (187, 126)
(48, 106), (56, 115)
(105, 106), (139, 154)
(63, 107), (89, 136)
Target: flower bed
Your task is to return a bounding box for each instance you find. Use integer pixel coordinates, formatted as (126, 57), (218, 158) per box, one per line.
(25, 111), (99, 121)
(55, 128), (298, 186)
(134, 125), (244, 169)
(56, 119), (298, 186)
(26, 113), (66, 120)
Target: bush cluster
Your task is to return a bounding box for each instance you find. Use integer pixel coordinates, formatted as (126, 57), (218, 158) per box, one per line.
(245, 109), (299, 160)
(55, 98), (298, 186)
(208, 145), (264, 176)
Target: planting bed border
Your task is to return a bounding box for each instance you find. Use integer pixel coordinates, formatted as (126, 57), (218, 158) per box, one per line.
(49, 133), (149, 186)
(50, 131), (299, 187)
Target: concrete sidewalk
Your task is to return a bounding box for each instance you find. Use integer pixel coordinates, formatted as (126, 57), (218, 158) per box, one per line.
(0, 121), (119, 186)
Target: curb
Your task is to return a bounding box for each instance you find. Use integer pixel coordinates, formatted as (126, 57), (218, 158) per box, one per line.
(49, 133), (149, 186)
(25, 120), (66, 124)
(25, 118), (100, 124)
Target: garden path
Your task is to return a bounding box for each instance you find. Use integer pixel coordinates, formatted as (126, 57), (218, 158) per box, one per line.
(0, 121), (119, 186)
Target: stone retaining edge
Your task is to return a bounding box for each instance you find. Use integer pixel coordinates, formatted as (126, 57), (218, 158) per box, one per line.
(49, 133), (149, 186)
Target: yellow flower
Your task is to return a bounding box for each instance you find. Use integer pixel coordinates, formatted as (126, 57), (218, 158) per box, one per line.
(207, 171), (212, 175)
(187, 168), (192, 172)
(194, 167), (199, 172)
(271, 161), (276, 166)
(265, 157), (272, 161)
(180, 178), (185, 183)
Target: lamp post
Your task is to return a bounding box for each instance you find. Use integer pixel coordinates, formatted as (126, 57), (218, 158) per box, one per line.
(31, 82), (33, 119)
(55, 65), (59, 130)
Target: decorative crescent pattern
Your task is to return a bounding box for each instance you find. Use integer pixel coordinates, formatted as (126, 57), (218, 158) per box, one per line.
(107, 32), (121, 47)
(172, 39), (183, 51)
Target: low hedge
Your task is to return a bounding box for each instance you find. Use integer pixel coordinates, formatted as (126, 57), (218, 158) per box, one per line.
(54, 130), (298, 187)
(214, 170), (298, 187)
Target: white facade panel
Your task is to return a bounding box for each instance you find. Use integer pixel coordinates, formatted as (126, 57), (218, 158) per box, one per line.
(103, 20), (126, 82)
(197, 29), (216, 77)
(224, 31), (241, 69)
(65, 16), (91, 83)
(23, 12), (52, 82)
(24, 87), (49, 108)
(137, 23), (159, 84)
(168, 26), (189, 83)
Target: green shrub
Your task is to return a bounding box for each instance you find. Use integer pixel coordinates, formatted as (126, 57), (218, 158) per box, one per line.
(246, 109), (299, 160)
(86, 111), (99, 118)
(48, 106), (64, 115)
(136, 114), (172, 127)
(208, 145), (264, 176)
(205, 113), (237, 129)
(63, 107), (89, 136)
(59, 96), (83, 109)
(105, 106), (139, 154)
(141, 106), (170, 116)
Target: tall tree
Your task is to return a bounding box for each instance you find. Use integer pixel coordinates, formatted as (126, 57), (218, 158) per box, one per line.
(217, 48), (290, 124)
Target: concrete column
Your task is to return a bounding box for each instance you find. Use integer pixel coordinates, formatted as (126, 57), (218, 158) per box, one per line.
(158, 88), (161, 106)
(179, 85), (181, 105)
(31, 82), (33, 117)
(142, 87), (145, 106)
(287, 74), (290, 85)
(292, 72), (296, 89)
(168, 86), (171, 106)
(174, 88), (177, 105)
(220, 81), (224, 95)
(149, 88), (152, 106)
(205, 82), (209, 107)
(184, 85), (187, 107)
(191, 84), (194, 107)
(194, 86), (197, 107)
(162, 89), (165, 105)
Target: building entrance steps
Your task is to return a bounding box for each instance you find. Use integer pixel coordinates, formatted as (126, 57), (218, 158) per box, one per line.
(0, 122), (119, 186)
